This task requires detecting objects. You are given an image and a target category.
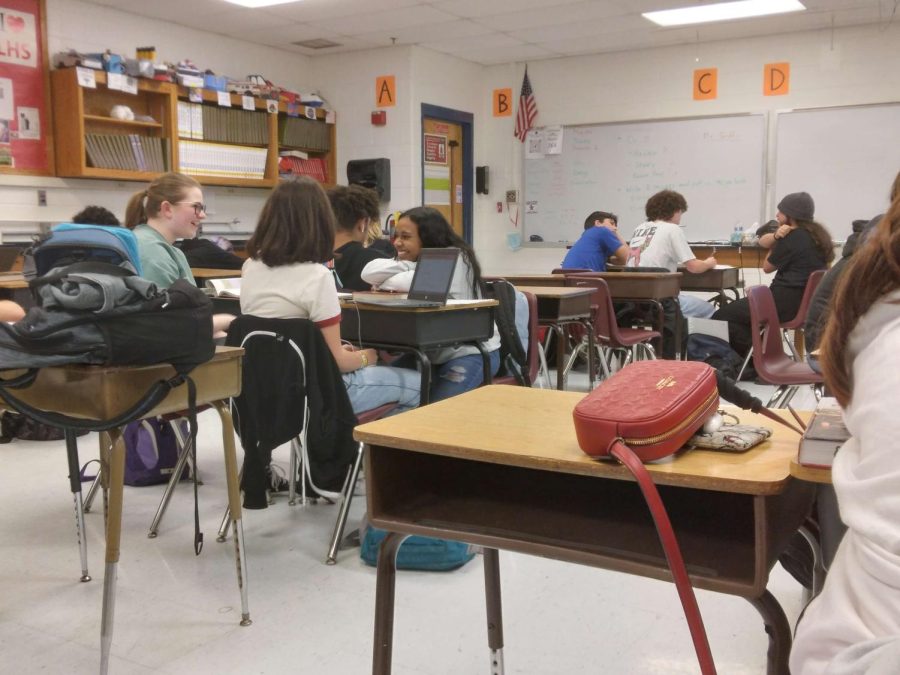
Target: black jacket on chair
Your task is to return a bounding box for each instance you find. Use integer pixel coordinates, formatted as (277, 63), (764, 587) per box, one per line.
(226, 315), (358, 508)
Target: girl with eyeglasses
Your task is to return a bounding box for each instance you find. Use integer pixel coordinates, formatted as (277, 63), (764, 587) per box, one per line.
(125, 172), (233, 336)
(125, 172), (208, 288)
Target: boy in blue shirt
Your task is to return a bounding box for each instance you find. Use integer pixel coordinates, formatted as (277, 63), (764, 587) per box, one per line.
(560, 211), (628, 271)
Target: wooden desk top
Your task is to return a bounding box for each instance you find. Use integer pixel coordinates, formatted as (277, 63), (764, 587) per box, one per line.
(497, 274), (564, 287)
(0, 346), (243, 420)
(356, 385), (802, 495)
(790, 459), (832, 484)
(0, 273), (28, 289)
(514, 286), (594, 299)
(190, 268), (241, 280)
(342, 294), (497, 312)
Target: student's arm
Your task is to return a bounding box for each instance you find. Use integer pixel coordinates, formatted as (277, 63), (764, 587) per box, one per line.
(319, 323), (378, 373)
(763, 225), (795, 274)
(684, 256), (717, 273)
(360, 258), (415, 291)
(610, 243), (629, 266)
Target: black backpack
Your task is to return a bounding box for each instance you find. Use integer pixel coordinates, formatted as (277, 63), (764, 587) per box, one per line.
(482, 279), (530, 386)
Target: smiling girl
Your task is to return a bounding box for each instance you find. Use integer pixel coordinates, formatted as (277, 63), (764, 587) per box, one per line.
(360, 206), (501, 401)
(125, 172), (233, 335)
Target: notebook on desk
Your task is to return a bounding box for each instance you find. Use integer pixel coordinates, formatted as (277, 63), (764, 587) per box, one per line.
(354, 248), (460, 308)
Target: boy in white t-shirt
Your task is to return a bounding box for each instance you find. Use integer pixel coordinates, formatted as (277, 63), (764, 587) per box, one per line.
(627, 189), (717, 318)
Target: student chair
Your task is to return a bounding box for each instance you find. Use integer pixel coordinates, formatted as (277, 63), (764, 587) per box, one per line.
(747, 285), (824, 408)
(492, 290), (541, 387)
(563, 277), (659, 383)
(216, 316), (400, 565)
(737, 270), (826, 380)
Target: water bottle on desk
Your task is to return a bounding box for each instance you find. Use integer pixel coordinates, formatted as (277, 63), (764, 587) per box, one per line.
(730, 223), (742, 245)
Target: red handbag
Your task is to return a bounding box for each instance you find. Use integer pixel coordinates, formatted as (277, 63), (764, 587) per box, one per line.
(573, 360), (720, 675)
(573, 360), (719, 460)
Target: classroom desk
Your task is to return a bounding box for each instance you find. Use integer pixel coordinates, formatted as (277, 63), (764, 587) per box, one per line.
(0, 347), (250, 674)
(690, 244), (767, 269)
(190, 267), (241, 285)
(340, 296), (497, 404)
(513, 285), (595, 390)
(357, 386), (814, 675)
(790, 459), (832, 484)
(0, 272), (31, 306)
(677, 265), (742, 304)
(571, 271), (682, 359)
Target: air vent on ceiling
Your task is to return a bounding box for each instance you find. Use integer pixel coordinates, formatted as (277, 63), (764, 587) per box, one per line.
(292, 38), (341, 49)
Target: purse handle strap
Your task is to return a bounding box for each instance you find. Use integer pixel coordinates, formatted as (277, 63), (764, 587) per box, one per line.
(608, 439), (718, 675)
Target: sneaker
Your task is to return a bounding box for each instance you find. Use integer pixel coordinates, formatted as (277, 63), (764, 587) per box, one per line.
(266, 464), (290, 493)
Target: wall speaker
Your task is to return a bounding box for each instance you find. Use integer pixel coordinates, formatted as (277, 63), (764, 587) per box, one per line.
(347, 158), (391, 202)
(476, 166), (489, 195)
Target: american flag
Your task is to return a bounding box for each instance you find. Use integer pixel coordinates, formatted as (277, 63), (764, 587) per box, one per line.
(514, 68), (537, 142)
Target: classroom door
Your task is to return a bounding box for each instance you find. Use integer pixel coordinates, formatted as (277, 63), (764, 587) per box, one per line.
(423, 118), (463, 238)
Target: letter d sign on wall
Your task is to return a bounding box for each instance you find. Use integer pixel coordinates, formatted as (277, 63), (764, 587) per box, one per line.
(763, 62), (790, 96)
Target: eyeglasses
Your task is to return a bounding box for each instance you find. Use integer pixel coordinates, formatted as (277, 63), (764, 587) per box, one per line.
(175, 201), (207, 216)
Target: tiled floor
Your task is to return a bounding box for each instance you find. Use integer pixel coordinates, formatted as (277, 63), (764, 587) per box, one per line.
(0, 373), (819, 674)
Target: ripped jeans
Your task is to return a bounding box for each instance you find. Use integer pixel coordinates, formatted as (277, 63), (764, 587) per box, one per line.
(394, 349), (501, 403)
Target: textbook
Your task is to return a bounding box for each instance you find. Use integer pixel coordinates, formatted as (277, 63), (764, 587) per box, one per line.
(798, 397), (850, 469)
(205, 277), (241, 298)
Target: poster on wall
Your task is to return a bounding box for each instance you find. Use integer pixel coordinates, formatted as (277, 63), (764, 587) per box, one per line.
(0, 0), (52, 174)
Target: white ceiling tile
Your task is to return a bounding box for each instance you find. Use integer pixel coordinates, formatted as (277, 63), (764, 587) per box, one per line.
(514, 14), (648, 43)
(307, 5), (459, 36)
(449, 43), (561, 65)
(192, 9), (289, 35)
(358, 19), (495, 46)
(263, 0), (422, 22)
(427, 32), (525, 55)
(236, 23), (345, 45)
(475, 0), (627, 32)
(432, 0), (587, 20)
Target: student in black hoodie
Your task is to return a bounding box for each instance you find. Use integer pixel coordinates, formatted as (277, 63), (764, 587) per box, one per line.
(327, 184), (391, 290)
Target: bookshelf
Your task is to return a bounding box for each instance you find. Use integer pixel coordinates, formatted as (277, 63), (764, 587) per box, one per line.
(50, 68), (337, 189)
(51, 68), (176, 181)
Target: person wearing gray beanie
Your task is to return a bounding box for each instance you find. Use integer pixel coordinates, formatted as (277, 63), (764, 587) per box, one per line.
(776, 191), (815, 222)
(711, 191), (834, 362)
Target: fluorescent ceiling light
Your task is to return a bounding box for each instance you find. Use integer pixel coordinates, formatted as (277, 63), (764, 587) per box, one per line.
(223, 0), (302, 7)
(643, 0), (805, 27)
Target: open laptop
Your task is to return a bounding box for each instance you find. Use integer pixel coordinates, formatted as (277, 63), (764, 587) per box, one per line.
(355, 248), (460, 308)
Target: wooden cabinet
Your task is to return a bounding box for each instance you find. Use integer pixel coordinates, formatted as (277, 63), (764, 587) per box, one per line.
(50, 68), (336, 189)
(51, 68), (176, 181)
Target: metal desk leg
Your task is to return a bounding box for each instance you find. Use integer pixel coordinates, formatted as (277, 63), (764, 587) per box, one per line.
(475, 342), (493, 386)
(553, 325), (566, 390)
(373, 532), (409, 675)
(749, 590), (791, 675)
(673, 297), (684, 360)
(65, 430), (91, 583)
(212, 401), (252, 626)
(148, 423), (194, 538)
(483, 548), (505, 675)
(100, 427), (126, 675)
(582, 319), (595, 391)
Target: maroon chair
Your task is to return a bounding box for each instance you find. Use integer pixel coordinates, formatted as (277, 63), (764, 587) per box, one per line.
(780, 269), (827, 359)
(493, 291), (540, 387)
(564, 277), (660, 381)
(747, 285), (823, 408)
(737, 269), (827, 379)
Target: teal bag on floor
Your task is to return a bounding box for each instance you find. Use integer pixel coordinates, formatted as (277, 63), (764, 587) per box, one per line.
(360, 526), (475, 571)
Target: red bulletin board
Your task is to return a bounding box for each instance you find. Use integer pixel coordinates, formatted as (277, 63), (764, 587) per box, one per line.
(0, 0), (53, 174)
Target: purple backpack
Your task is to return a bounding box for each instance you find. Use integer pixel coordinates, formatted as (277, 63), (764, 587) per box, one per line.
(123, 418), (187, 486)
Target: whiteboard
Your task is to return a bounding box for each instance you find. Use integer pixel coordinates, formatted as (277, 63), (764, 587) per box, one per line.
(774, 103), (900, 238)
(523, 114), (767, 244)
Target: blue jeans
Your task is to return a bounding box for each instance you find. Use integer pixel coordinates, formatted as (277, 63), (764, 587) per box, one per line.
(679, 293), (716, 318)
(342, 365), (420, 416)
(431, 350), (501, 402)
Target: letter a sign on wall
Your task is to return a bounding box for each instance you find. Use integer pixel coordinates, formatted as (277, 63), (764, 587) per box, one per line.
(763, 62), (790, 96)
(376, 75), (396, 107)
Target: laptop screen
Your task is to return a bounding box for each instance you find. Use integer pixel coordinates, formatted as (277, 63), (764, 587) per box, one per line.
(408, 248), (460, 302)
